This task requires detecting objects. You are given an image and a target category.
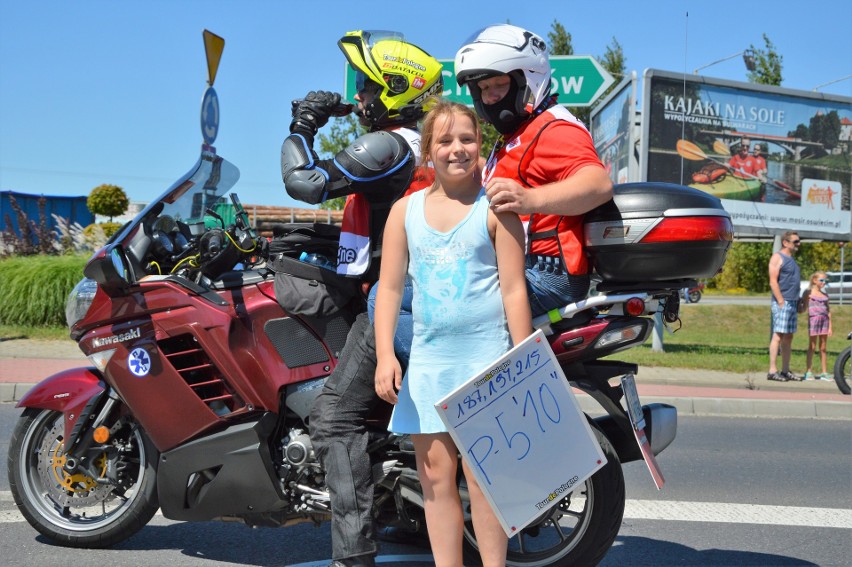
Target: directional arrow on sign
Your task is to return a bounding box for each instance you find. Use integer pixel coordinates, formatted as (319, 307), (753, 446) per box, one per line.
(343, 55), (615, 108)
(548, 56), (616, 106)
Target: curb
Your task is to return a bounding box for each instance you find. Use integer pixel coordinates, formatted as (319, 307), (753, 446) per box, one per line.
(1, 383), (34, 405)
(574, 394), (851, 420)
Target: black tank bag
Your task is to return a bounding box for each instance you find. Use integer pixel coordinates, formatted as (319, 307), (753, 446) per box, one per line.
(268, 223), (360, 318)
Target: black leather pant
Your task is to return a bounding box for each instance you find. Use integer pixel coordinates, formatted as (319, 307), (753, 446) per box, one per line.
(310, 312), (379, 566)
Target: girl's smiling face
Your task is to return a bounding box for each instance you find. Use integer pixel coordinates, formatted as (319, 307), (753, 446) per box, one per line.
(429, 111), (480, 182)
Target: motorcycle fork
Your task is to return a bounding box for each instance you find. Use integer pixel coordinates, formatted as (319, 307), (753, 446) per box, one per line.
(63, 389), (124, 480)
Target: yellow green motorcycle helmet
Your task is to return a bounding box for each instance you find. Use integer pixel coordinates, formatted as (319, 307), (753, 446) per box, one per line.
(338, 30), (443, 130)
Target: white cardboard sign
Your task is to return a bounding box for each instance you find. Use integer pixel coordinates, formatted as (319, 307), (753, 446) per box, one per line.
(435, 329), (606, 536)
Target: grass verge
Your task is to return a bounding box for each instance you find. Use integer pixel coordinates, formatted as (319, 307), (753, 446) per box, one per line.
(609, 304), (851, 374)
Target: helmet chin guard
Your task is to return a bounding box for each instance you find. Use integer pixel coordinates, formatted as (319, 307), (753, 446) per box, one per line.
(338, 30), (443, 130)
(476, 77), (529, 135)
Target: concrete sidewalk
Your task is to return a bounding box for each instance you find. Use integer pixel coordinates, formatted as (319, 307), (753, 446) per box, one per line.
(1, 338), (849, 419)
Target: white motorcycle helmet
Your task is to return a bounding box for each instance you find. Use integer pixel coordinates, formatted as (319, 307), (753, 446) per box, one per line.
(455, 24), (551, 134)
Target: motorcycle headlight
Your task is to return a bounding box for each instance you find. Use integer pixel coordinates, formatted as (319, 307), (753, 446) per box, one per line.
(65, 277), (99, 329)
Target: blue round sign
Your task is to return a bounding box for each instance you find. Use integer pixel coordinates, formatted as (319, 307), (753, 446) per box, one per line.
(201, 86), (219, 145)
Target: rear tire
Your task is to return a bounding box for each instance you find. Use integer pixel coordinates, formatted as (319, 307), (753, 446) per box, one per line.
(688, 290), (701, 303)
(8, 408), (159, 548)
(833, 346), (851, 395)
(460, 424), (625, 566)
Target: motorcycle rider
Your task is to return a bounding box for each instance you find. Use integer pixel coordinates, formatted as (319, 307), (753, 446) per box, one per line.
(280, 30), (442, 567)
(455, 24), (613, 313)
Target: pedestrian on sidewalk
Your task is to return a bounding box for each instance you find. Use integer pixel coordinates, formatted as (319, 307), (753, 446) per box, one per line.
(803, 271), (833, 381)
(767, 231), (802, 382)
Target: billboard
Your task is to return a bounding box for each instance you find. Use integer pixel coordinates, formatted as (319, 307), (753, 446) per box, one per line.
(590, 72), (637, 185)
(640, 69), (851, 240)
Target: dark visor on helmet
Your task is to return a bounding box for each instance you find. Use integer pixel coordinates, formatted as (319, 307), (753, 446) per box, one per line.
(355, 71), (381, 95)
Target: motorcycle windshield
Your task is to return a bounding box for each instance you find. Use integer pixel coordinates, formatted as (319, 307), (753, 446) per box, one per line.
(137, 150), (240, 228)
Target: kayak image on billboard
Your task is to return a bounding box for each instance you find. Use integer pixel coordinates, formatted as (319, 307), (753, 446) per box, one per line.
(689, 176), (763, 201)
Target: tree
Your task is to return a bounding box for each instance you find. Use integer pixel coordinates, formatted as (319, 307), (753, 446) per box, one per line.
(316, 115), (366, 210)
(589, 36), (629, 118)
(746, 33), (783, 86)
(547, 20), (573, 56)
(87, 184), (129, 222)
(599, 37), (626, 82)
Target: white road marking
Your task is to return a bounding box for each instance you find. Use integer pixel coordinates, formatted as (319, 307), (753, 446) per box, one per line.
(0, 509), (23, 523)
(2, 492), (849, 532)
(624, 499), (852, 529)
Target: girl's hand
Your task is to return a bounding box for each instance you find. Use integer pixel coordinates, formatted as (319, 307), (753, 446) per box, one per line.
(375, 357), (402, 404)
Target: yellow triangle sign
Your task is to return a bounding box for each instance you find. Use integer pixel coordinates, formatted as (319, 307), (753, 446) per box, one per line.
(203, 30), (225, 86)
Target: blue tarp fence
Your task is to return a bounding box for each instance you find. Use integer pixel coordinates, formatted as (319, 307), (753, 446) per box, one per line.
(1, 191), (94, 236)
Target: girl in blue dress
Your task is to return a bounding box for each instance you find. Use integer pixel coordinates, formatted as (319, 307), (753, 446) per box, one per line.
(374, 99), (532, 567)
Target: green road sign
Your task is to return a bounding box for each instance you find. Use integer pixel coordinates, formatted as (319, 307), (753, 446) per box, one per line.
(343, 55), (615, 108)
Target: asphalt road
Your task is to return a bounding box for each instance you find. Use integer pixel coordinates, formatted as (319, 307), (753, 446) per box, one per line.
(0, 404), (849, 566)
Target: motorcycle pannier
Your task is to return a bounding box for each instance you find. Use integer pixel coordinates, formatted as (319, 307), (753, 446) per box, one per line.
(583, 182), (733, 285)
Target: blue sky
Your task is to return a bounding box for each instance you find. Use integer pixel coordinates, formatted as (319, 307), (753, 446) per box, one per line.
(1, 0), (850, 209)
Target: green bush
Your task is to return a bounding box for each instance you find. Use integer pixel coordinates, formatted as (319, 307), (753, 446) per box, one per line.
(710, 240), (850, 292)
(83, 222), (121, 243)
(0, 255), (88, 327)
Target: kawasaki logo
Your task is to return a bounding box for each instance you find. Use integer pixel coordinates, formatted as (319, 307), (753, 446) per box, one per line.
(92, 328), (141, 348)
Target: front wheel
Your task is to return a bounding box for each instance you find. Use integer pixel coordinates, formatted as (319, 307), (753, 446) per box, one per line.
(688, 290), (702, 303)
(833, 346), (851, 395)
(8, 408), (159, 547)
(460, 424), (625, 566)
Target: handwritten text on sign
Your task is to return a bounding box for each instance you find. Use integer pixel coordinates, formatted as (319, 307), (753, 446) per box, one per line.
(436, 329), (606, 536)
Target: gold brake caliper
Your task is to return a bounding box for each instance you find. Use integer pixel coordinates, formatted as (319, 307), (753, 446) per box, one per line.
(49, 443), (108, 493)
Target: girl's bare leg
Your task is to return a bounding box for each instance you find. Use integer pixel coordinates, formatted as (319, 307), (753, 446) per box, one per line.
(413, 433), (464, 567)
(806, 335), (817, 373)
(461, 458), (508, 567)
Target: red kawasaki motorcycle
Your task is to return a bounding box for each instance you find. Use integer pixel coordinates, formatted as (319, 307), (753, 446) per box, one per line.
(7, 95), (732, 567)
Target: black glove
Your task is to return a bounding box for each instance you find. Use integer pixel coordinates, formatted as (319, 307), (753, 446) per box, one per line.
(289, 91), (342, 137)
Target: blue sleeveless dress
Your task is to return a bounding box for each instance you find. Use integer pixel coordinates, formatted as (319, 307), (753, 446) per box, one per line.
(389, 189), (511, 434)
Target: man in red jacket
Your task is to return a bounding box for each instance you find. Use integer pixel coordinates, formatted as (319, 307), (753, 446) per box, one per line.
(455, 24), (613, 315)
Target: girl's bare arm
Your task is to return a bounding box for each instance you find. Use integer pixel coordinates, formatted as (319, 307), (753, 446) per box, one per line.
(492, 210), (533, 344)
(373, 197), (410, 404)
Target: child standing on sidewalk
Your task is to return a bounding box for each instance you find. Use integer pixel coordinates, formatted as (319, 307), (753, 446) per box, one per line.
(803, 271), (833, 380)
(374, 99), (532, 567)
